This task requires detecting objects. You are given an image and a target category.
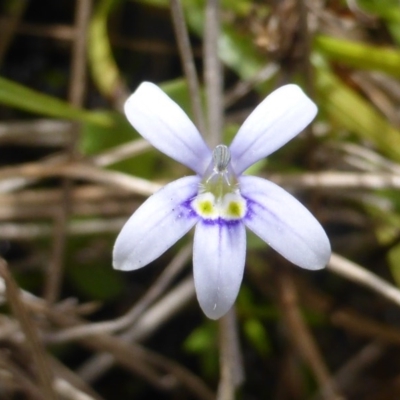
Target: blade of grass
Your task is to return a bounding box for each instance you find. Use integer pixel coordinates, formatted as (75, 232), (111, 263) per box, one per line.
(0, 76), (113, 126)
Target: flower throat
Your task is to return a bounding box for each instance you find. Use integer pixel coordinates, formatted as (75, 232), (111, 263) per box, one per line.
(192, 145), (246, 220)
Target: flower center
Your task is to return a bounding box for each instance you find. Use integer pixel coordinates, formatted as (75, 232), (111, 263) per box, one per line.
(191, 145), (247, 220)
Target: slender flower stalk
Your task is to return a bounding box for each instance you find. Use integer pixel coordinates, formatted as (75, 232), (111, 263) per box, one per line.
(113, 82), (331, 319)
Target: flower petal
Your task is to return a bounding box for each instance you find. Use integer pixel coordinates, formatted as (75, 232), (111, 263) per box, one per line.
(193, 220), (246, 319)
(113, 176), (200, 271)
(229, 85), (317, 174)
(240, 176), (330, 270)
(124, 82), (211, 175)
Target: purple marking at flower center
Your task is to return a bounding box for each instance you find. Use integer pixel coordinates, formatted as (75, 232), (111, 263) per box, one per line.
(180, 196), (199, 219)
(180, 195), (244, 227)
(200, 218), (242, 227)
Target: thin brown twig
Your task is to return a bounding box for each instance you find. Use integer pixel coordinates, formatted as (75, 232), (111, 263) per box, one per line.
(268, 171), (400, 190)
(129, 343), (215, 400)
(293, 272), (400, 348)
(110, 33), (187, 55)
(217, 309), (244, 400)
(351, 71), (400, 126)
(0, 119), (72, 146)
(0, 182), (136, 222)
(0, 0), (28, 65)
(50, 356), (104, 400)
(0, 17), (196, 56)
(336, 142), (400, 174)
(77, 277), (195, 383)
(53, 379), (97, 400)
(297, 0), (314, 97)
(45, 0), (92, 303)
(0, 18), (76, 40)
(0, 274), (212, 399)
(0, 258), (57, 400)
(224, 63), (278, 108)
(17, 297), (176, 394)
(40, 291), (213, 399)
(328, 253), (400, 309)
(66, 168), (400, 194)
(0, 185), (130, 206)
(0, 218), (126, 240)
(0, 198), (137, 221)
(250, 262), (400, 351)
(46, 244), (192, 342)
(0, 136), (153, 194)
(170, 0), (206, 134)
(204, 0), (223, 146)
(275, 267), (343, 400)
(312, 342), (384, 400)
(69, 0), (92, 107)
(7, 160), (400, 198)
(0, 162), (162, 195)
(90, 139), (151, 166)
(0, 355), (46, 400)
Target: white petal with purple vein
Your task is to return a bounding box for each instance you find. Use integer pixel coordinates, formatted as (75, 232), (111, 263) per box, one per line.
(113, 176), (200, 271)
(229, 85), (317, 174)
(240, 176), (330, 270)
(193, 220), (246, 319)
(124, 82), (211, 175)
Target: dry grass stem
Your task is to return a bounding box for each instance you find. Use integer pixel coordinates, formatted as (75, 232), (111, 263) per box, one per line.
(217, 309), (244, 400)
(0, 218), (127, 239)
(91, 139), (151, 166)
(276, 267), (343, 400)
(45, 0), (91, 303)
(270, 171), (400, 190)
(0, 119), (72, 146)
(328, 253), (400, 309)
(170, 0), (206, 134)
(0, 258), (57, 400)
(78, 277), (196, 383)
(204, 0), (223, 146)
(47, 245), (191, 342)
(224, 63), (279, 108)
(0, 162), (161, 195)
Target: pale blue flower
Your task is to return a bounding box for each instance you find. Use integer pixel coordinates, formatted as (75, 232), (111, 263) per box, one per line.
(113, 82), (331, 319)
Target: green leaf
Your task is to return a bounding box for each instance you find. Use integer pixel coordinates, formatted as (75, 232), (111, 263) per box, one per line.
(66, 237), (125, 301)
(88, 0), (125, 97)
(184, 323), (216, 353)
(219, 27), (266, 80)
(388, 243), (400, 288)
(81, 111), (157, 177)
(243, 318), (271, 355)
(184, 322), (219, 377)
(357, 0), (400, 22)
(316, 67), (400, 161)
(0, 76), (113, 126)
(136, 0), (252, 15)
(80, 111), (132, 156)
(389, 22), (400, 46)
(315, 35), (400, 78)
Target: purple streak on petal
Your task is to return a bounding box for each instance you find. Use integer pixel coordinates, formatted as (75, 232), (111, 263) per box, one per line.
(113, 176), (201, 271)
(240, 175), (330, 270)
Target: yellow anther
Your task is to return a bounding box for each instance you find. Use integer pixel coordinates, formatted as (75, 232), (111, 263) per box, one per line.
(192, 192), (247, 220)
